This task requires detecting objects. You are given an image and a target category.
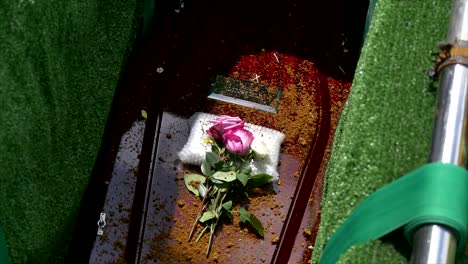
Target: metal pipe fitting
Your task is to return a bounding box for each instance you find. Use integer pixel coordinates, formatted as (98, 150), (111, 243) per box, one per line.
(411, 1), (468, 263)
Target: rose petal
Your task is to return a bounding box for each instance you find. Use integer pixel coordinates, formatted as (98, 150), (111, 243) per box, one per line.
(222, 128), (254, 155)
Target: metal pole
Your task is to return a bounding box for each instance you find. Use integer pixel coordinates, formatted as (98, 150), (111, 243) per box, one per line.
(411, 0), (468, 263)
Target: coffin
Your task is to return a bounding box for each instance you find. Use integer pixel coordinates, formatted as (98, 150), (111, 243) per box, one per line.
(69, 1), (369, 263)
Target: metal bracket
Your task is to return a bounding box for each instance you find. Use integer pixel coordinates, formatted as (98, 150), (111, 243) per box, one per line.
(97, 212), (106, 236)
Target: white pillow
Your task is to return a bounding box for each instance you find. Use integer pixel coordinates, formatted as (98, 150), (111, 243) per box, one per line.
(178, 112), (285, 182)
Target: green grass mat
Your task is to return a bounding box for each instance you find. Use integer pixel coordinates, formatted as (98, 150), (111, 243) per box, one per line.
(0, 1), (138, 262)
(311, 1), (466, 263)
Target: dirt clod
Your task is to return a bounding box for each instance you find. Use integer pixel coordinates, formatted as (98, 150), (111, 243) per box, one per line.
(271, 236), (280, 244)
(177, 200), (185, 208)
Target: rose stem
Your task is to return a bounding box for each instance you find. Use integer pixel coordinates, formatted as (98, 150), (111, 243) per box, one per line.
(206, 221), (216, 256)
(195, 225), (209, 243)
(206, 190), (227, 256)
(188, 186), (212, 241)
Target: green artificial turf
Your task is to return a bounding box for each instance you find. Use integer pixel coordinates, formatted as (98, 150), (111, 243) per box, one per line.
(312, 0), (468, 263)
(0, 1), (139, 263)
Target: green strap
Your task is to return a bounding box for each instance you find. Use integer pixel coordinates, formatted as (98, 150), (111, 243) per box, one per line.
(364, 0), (378, 39)
(142, 0), (156, 40)
(319, 163), (468, 264)
(0, 225), (10, 264)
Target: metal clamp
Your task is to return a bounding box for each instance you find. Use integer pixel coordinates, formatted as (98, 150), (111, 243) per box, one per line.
(97, 212), (106, 236)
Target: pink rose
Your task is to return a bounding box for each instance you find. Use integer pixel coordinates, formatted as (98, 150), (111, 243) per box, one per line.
(222, 128), (254, 156)
(207, 116), (244, 140)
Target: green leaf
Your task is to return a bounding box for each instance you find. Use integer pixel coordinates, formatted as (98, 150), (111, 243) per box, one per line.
(237, 207), (264, 237)
(198, 183), (207, 198)
(199, 210), (216, 223)
(225, 209), (233, 220)
(238, 207), (250, 223)
(244, 151), (255, 161)
(248, 213), (264, 237)
(211, 171), (237, 182)
(141, 110), (148, 120)
(220, 163), (236, 172)
(222, 200), (232, 210)
(211, 144), (220, 154)
(248, 174), (272, 187)
(184, 174), (206, 196)
(201, 161), (213, 176)
(214, 160), (226, 171)
(240, 166), (252, 175)
(211, 180), (230, 189)
(206, 152), (220, 166)
(208, 202), (215, 212)
(236, 173), (249, 186)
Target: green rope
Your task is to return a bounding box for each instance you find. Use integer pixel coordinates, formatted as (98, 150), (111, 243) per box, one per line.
(319, 163), (468, 264)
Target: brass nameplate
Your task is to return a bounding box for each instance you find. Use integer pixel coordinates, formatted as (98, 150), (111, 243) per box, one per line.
(208, 75), (282, 113)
